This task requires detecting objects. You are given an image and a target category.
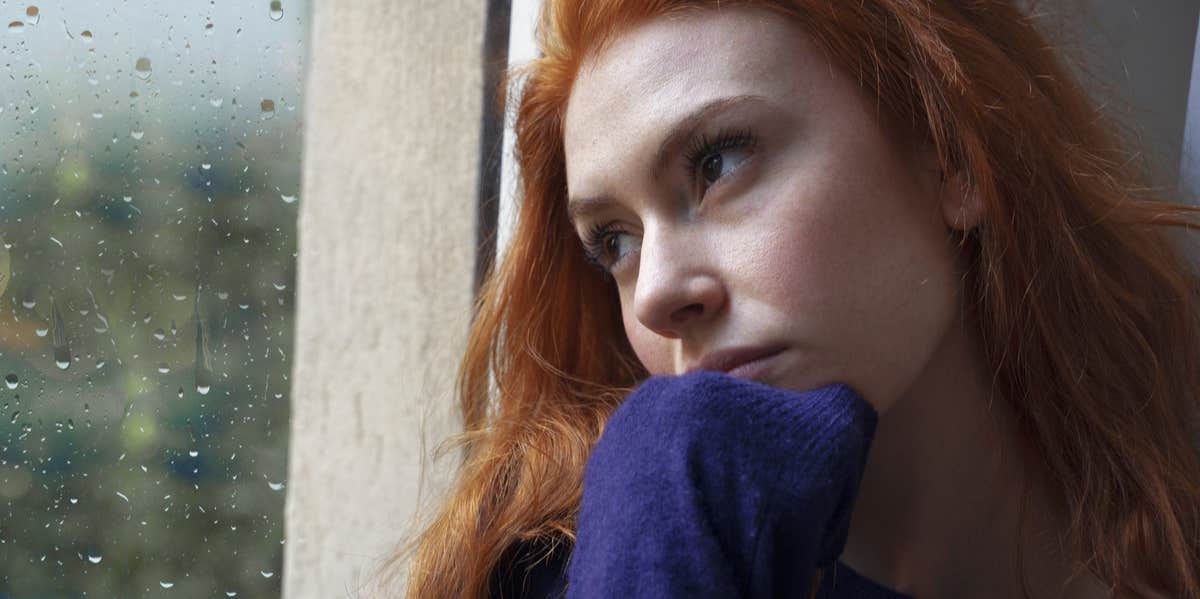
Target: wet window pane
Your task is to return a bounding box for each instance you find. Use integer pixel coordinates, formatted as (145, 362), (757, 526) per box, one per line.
(0, 1), (305, 595)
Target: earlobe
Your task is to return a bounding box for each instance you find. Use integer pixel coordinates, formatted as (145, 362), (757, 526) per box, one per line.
(939, 169), (984, 232)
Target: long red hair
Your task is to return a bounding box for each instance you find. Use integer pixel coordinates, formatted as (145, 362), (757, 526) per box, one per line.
(381, 1), (1200, 597)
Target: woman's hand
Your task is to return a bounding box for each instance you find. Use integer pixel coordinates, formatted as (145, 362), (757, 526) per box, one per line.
(566, 370), (879, 598)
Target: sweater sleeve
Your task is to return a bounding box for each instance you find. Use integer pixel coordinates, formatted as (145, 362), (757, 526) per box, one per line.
(564, 370), (879, 599)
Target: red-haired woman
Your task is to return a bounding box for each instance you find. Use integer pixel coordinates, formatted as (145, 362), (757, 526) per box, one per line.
(388, 1), (1200, 598)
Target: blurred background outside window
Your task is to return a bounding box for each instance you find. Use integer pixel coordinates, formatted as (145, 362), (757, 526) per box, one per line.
(0, 0), (307, 595)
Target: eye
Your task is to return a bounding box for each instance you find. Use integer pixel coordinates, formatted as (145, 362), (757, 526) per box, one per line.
(580, 222), (640, 274)
(685, 128), (756, 196)
(699, 146), (753, 188)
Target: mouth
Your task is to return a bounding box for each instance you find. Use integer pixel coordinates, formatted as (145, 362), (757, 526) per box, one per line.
(685, 345), (786, 382)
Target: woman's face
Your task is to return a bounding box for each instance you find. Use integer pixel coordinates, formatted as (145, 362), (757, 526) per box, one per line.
(562, 6), (978, 410)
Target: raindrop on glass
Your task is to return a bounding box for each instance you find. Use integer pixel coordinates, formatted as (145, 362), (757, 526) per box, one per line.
(209, 97), (223, 108)
(260, 99), (276, 118)
(157, 363), (170, 374)
(280, 194), (297, 204)
(269, 1), (283, 21)
(8, 21), (25, 34)
(261, 570), (275, 578)
(204, 22), (215, 35)
(177, 386), (184, 399)
(4, 374), (17, 389)
(225, 592), (238, 598)
(87, 553), (102, 564)
(153, 328), (166, 342)
(160, 581), (175, 589)
(196, 383), (211, 396)
(130, 130), (144, 140)
(134, 57), (152, 80)
(35, 325), (49, 337)
(188, 450), (199, 457)
(51, 299), (70, 370)
(25, 6), (39, 25)
(80, 29), (92, 42)
(268, 481), (284, 491)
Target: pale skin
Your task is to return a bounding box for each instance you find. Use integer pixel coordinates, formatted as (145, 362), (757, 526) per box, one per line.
(562, 6), (1112, 599)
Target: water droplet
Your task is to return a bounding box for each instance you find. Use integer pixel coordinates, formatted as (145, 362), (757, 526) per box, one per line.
(91, 111), (103, 119)
(272, 282), (287, 291)
(9, 411), (18, 424)
(260, 99), (276, 118)
(159, 581), (174, 589)
(130, 130), (144, 140)
(35, 325), (48, 337)
(209, 97), (223, 108)
(156, 363), (170, 374)
(115, 491), (129, 502)
(177, 386), (184, 399)
(134, 57), (152, 80)
(188, 450), (198, 457)
(172, 293), (188, 301)
(201, 163), (212, 171)
(25, 6), (39, 25)
(268, 481), (284, 491)
(8, 21), (25, 34)
(204, 22), (215, 35)
(69, 497), (78, 504)
(225, 592), (238, 598)
(216, 291), (229, 300)
(52, 299), (70, 370)
(87, 553), (101, 564)
(280, 194), (297, 204)
(4, 374), (17, 389)
(261, 570), (274, 578)
(153, 328), (166, 341)
(95, 359), (106, 369)
(268, 1), (283, 21)
(196, 384), (211, 395)
(80, 29), (92, 42)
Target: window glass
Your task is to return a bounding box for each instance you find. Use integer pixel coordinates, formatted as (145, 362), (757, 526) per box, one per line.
(0, 1), (305, 595)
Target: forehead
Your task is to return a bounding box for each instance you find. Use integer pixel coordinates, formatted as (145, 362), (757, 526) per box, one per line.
(562, 6), (816, 190)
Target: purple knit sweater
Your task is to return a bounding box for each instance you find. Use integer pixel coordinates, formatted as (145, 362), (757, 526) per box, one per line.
(489, 370), (914, 599)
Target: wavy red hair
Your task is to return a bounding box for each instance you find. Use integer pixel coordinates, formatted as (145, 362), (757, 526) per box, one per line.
(381, 1), (1200, 597)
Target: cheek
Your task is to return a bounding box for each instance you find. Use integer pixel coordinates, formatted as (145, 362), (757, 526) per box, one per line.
(620, 299), (679, 375)
(751, 158), (960, 404)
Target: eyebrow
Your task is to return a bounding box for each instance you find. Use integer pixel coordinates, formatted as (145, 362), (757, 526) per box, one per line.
(566, 93), (768, 228)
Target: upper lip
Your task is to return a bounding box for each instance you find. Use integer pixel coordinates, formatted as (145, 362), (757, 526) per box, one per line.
(684, 345), (785, 375)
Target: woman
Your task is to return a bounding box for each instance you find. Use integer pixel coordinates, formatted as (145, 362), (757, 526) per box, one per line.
(386, 1), (1200, 597)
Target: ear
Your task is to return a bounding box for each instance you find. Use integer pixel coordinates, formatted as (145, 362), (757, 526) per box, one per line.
(938, 168), (984, 232)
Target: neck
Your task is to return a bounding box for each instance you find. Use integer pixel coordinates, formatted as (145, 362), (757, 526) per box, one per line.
(838, 315), (1108, 599)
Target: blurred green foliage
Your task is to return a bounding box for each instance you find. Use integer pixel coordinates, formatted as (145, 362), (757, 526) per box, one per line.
(0, 1), (306, 596)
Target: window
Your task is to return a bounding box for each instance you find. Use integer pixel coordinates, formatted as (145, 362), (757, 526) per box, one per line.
(0, 1), (306, 595)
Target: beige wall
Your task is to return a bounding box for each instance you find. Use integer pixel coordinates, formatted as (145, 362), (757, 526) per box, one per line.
(283, 1), (484, 597)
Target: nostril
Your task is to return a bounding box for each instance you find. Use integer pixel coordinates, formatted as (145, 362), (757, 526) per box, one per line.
(671, 303), (704, 323)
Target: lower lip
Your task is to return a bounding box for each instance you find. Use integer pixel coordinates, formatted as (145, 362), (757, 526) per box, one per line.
(725, 350), (783, 382)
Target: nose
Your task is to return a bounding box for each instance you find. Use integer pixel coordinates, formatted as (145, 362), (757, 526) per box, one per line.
(632, 226), (726, 339)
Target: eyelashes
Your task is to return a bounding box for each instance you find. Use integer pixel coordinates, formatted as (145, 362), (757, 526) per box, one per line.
(683, 126), (756, 187)
(578, 126), (759, 274)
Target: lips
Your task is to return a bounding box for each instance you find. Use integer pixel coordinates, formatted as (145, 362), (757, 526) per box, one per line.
(685, 345), (786, 377)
